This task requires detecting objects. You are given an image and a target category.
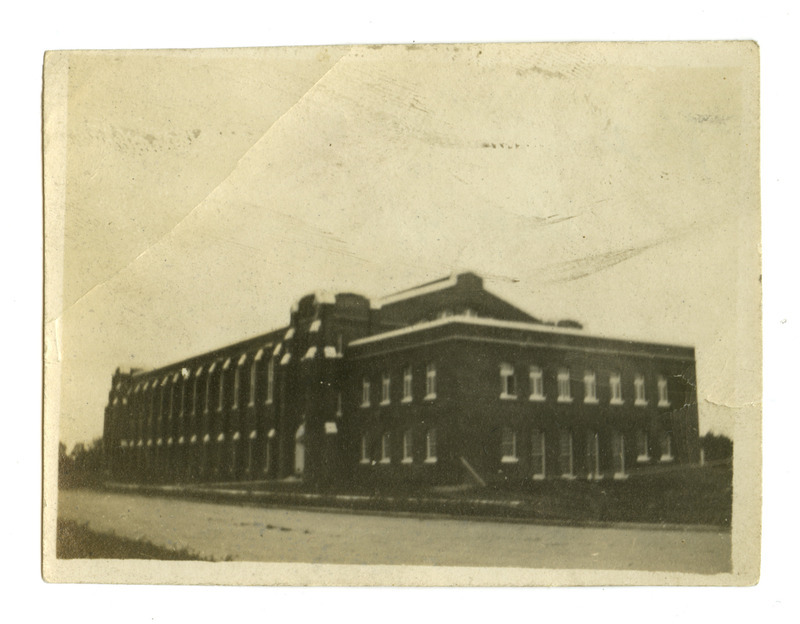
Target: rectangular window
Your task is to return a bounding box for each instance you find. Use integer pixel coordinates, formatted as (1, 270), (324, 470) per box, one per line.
(361, 377), (371, 407)
(613, 431), (627, 479)
(531, 429), (546, 479)
(425, 429), (437, 463)
(381, 432), (391, 463)
(402, 365), (413, 402)
(610, 373), (623, 405)
(637, 430), (650, 462)
(500, 363), (516, 398)
(501, 427), (518, 462)
(381, 372), (391, 405)
(559, 430), (574, 477)
(402, 430), (413, 463)
(248, 361), (257, 407)
(218, 372), (225, 411)
(584, 370), (598, 403)
(529, 366), (545, 401)
(634, 374), (647, 406)
(266, 358), (274, 405)
(425, 362), (437, 399)
(360, 435), (370, 464)
(660, 432), (674, 462)
(557, 369), (572, 403)
(658, 375), (670, 407)
(336, 392), (342, 418)
(204, 376), (211, 414)
(586, 431), (601, 479)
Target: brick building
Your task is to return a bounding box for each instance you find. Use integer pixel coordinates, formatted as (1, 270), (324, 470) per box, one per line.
(103, 272), (700, 488)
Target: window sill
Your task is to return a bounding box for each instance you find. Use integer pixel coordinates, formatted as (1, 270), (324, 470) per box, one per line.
(557, 397), (573, 404)
(637, 455), (651, 463)
(583, 398), (599, 405)
(379, 400), (390, 406)
(401, 397), (413, 404)
(379, 459), (391, 465)
(424, 457), (438, 464)
(360, 403), (371, 409)
(610, 399), (624, 406)
(529, 395), (546, 402)
(561, 474), (576, 480)
(499, 393), (518, 401)
(424, 394), (437, 401)
(402, 458), (413, 464)
(501, 456), (519, 464)
(660, 455), (674, 463)
(359, 459), (370, 465)
(587, 474), (604, 481)
(658, 401), (671, 408)
(614, 472), (628, 480)
(634, 400), (648, 407)
(532, 474), (546, 481)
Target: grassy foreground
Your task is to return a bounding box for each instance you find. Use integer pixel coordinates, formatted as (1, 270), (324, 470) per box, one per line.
(56, 518), (212, 560)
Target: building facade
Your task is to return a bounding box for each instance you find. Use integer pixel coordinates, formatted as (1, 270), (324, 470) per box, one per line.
(103, 272), (700, 488)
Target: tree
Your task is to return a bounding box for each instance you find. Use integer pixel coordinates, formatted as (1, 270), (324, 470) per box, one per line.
(701, 432), (733, 463)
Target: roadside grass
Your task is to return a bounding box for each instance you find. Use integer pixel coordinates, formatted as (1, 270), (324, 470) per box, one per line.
(56, 518), (222, 561)
(100, 463), (732, 528)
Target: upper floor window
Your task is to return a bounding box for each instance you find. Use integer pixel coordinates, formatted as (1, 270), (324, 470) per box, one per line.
(464, 308), (478, 318)
(381, 372), (391, 405)
(557, 369), (572, 403)
(610, 373), (623, 405)
(232, 366), (241, 410)
(634, 374), (647, 406)
(584, 370), (598, 404)
(500, 363), (516, 399)
(501, 427), (518, 463)
(380, 432), (391, 464)
(529, 366), (545, 401)
(361, 377), (371, 407)
(402, 365), (413, 403)
(425, 428), (438, 463)
(218, 371), (225, 411)
(266, 358), (274, 405)
(425, 362), (437, 400)
(336, 393), (343, 418)
(248, 360), (257, 407)
(402, 430), (413, 463)
(658, 375), (670, 407)
(531, 429), (546, 479)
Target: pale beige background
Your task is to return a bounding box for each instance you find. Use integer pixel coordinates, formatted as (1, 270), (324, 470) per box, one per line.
(43, 42), (760, 585)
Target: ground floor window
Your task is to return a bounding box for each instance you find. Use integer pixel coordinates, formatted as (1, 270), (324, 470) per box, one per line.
(613, 431), (627, 479)
(501, 427), (518, 463)
(660, 431), (674, 462)
(425, 429), (437, 463)
(360, 434), (370, 464)
(381, 432), (391, 463)
(402, 430), (413, 463)
(531, 429), (545, 479)
(586, 430), (600, 479)
(636, 430), (650, 462)
(559, 430), (574, 478)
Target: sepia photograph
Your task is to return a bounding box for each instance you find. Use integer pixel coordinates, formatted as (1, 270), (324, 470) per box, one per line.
(42, 41), (761, 586)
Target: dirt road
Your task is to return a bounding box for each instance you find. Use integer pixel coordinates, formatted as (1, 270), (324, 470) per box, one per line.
(56, 488), (730, 573)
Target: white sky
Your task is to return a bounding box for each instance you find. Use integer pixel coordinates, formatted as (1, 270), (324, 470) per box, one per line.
(50, 42), (760, 450)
